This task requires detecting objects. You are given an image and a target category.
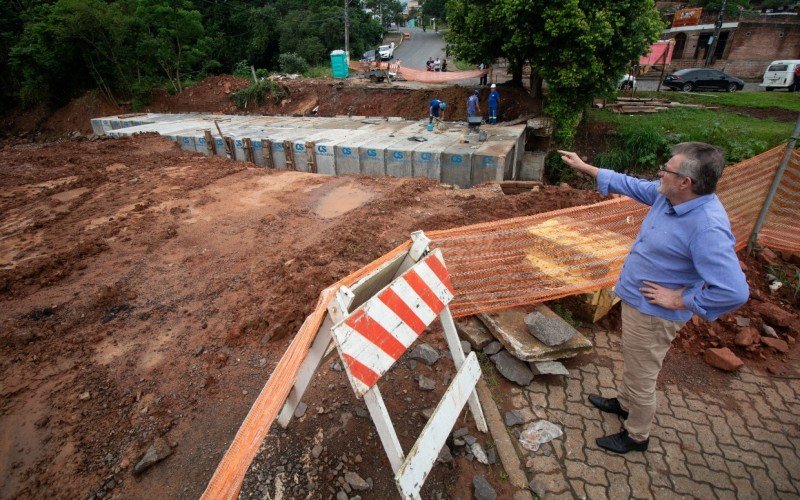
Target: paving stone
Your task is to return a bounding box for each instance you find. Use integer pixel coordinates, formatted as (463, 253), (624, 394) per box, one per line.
(752, 397), (776, 421)
(546, 492), (577, 500)
(762, 456), (797, 494)
(692, 423), (723, 455)
(528, 473), (569, 497)
(585, 448), (626, 474)
(654, 425), (681, 444)
(626, 462), (650, 499)
(715, 488), (739, 500)
(760, 387), (787, 412)
(565, 400), (599, 421)
(719, 443), (765, 467)
(671, 405), (710, 426)
(596, 366), (615, 389)
(684, 395), (724, 416)
(582, 465), (608, 487)
(720, 409), (750, 437)
(738, 403), (765, 428)
(772, 380), (796, 403)
(579, 361), (599, 374)
(775, 446), (800, 482)
(546, 385), (566, 411)
(661, 442), (689, 476)
(664, 387), (687, 408)
(731, 476), (760, 500)
(607, 472), (631, 499)
(563, 435), (586, 462)
(671, 476), (714, 498)
(708, 415), (736, 445)
(689, 465), (734, 490)
(684, 450), (707, 468)
(679, 433), (703, 455)
(525, 453), (561, 474)
(656, 414), (694, 435)
(704, 453), (729, 473)
(564, 377), (582, 402)
(567, 479), (586, 499)
(748, 466), (778, 497)
(584, 484), (607, 500)
(732, 432), (779, 459)
(724, 460), (749, 479)
(510, 393), (528, 409)
(559, 411), (584, 430)
(580, 371), (600, 393)
(652, 487), (687, 500)
(749, 426), (792, 448)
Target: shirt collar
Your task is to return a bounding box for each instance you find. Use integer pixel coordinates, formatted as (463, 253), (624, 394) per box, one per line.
(668, 193), (716, 216)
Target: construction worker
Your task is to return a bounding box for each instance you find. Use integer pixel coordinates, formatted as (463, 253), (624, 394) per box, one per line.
(558, 143), (748, 454)
(467, 89), (481, 118)
(429, 98), (442, 124)
(488, 84), (500, 124)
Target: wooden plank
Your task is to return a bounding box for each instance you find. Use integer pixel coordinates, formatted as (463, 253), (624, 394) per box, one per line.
(276, 318), (333, 428)
(440, 306), (487, 432)
(214, 120), (232, 158)
(204, 130), (217, 155)
(283, 140), (295, 170)
(395, 353), (482, 497)
(263, 139), (274, 168)
(364, 386), (405, 473)
(244, 138), (255, 163)
(306, 141), (317, 173)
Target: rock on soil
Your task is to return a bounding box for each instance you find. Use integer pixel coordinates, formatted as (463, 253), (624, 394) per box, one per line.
(703, 347), (744, 371)
(408, 343), (440, 366)
(473, 475), (497, 500)
(752, 301), (796, 328)
(504, 410), (526, 427)
(490, 351), (534, 386)
(483, 341), (503, 356)
(761, 337), (789, 353)
(344, 471), (371, 491)
(734, 327), (761, 347)
(133, 438), (172, 475)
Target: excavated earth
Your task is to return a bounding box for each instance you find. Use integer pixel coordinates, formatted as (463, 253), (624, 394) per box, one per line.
(0, 76), (798, 499)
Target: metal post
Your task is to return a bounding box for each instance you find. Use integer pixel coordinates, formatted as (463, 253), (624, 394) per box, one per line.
(344, 0), (350, 56)
(704, 0), (727, 67)
(746, 114), (800, 253)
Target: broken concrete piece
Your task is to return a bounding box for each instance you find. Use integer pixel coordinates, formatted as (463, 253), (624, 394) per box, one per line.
(524, 311), (575, 346)
(478, 306), (592, 362)
(344, 471), (370, 491)
(134, 438), (172, 475)
(408, 343), (439, 365)
(461, 340), (472, 355)
(456, 316), (493, 349)
(472, 442), (489, 464)
(529, 360), (570, 376)
(490, 351), (534, 386)
(760, 324), (779, 338)
(703, 347), (743, 371)
(504, 410), (525, 427)
(418, 375), (436, 391)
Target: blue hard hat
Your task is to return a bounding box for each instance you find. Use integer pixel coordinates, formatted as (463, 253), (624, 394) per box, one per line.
(440, 101), (447, 110)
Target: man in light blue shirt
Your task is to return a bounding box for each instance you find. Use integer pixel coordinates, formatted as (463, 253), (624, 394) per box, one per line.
(559, 142), (748, 454)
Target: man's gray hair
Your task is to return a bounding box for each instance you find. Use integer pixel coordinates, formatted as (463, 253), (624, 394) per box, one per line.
(672, 142), (725, 195)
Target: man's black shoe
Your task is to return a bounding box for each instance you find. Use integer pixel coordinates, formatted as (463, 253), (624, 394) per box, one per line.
(588, 394), (629, 419)
(596, 430), (649, 454)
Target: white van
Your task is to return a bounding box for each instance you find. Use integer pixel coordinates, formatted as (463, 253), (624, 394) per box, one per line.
(760, 60), (800, 91)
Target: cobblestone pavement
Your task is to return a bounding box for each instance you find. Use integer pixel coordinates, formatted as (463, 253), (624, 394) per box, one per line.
(511, 329), (800, 499)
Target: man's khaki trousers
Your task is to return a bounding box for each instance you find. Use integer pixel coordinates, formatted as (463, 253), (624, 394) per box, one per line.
(616, 302), (685, 442)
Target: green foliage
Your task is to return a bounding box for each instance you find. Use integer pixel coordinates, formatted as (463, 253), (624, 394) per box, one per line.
(552, 303), (581, 329)
(594, 123), (671, 174)
(304, 65), (333, 78)
(231, 80), (288, 109)
(446, 0), (664, 142)
(278, 53), (310, 74)
(766, 264), (800, 301)
(232, 60), (252, 79)
(544, 150), (577, 184)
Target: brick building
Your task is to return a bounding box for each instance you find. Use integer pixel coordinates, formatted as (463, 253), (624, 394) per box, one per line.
(658, 9), (800, 79)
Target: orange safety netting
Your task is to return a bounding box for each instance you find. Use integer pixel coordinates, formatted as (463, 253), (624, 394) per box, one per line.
(397, 65), (488, 83)
(758, 149), (800, 252)
(202, 143), (794, 499)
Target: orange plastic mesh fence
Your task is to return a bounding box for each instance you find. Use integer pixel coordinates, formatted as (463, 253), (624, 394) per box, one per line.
(202, 143), (791, 499)
(758, 149), (800, 253)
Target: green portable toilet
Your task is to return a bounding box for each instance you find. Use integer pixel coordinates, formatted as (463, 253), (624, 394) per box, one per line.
(330, 50), (349, 79)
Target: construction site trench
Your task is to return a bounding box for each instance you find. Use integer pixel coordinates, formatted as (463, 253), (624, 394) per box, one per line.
(1, 76), (798, 500)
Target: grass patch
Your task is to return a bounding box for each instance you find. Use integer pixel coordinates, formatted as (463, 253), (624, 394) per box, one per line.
(588, 107), (794, 168)
(231, 80), (288, 109)
(636, 90), (800, 112)
(303, 65), (332, 78)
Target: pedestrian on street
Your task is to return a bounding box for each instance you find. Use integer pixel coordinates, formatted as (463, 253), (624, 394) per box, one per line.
(488, 83), (500, 124)
(558, 143), (749, 455)
(794, 64), (800, 91)
(429, 98), (442, 124)
(467, 89), (481, 118)
(479, 62), (488, 86)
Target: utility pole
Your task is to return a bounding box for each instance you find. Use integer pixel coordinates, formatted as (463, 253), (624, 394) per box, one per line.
(344, 0), (350, 56)
(704, 0), (728, 67)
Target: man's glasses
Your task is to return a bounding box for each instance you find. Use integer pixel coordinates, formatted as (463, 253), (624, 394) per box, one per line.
(658, 164), (692, 182)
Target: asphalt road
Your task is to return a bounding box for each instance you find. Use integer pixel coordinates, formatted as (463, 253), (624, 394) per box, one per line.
(635, 78), (765, 92)
(393, 27), (448, 70)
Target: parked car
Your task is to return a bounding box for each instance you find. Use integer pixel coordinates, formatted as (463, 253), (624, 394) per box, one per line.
(760, 60), (800, 92)
(618, 74), (637, 90)
(662, 68), (744, 92)
(378, 43), (395, 61)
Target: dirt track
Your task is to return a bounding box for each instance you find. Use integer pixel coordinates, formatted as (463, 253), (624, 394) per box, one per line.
(0, 134), (604, 498)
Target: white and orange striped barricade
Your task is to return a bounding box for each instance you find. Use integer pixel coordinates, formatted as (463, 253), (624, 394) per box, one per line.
(331, 238), (487, 499)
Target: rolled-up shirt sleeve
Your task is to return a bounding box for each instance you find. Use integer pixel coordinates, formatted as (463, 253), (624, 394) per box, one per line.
(597, 169), (659, 206)
(682, 224), (749, 321)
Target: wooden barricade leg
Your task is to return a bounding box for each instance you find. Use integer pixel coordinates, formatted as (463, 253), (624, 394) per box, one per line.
(263, 139), (274, 168)
(283, 140), (295, 170)
(204, 130), (216, 155)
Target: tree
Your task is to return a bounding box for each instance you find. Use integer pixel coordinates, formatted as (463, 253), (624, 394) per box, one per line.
(423, 0), (447, 20)
(135, 0), (215, 93)
(446, 0), (663, 143)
